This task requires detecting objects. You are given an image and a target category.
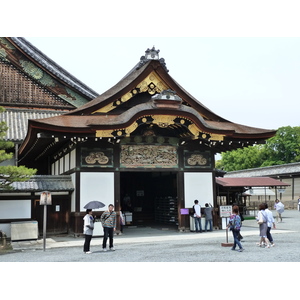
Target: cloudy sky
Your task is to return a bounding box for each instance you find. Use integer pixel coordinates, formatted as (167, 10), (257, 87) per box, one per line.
(3, 1), (300, 132)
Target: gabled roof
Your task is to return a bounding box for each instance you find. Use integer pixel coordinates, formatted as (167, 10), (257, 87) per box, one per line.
(0, 37), (98, 109)
(18, 47), (277, 163)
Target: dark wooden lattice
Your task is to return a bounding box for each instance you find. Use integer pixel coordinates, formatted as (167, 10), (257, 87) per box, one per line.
(0, 61), (74, 110)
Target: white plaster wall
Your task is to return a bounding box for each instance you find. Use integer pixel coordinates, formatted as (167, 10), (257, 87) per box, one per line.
(184, 172), (214, 208)
(80, 172), (114, 212)
(0, 200), (31, 219)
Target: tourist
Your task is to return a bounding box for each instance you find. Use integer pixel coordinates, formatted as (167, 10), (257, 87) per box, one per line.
(226, 205), (244, 252)
(120, 207), (125, 234)
(193, 200), (202, 232)
(256, 203), (271, 248)
(100, 204), (117, 251)
(83, 209), (94, 254)
(274, 199), (284, 223)
(204, 203), (213, 231)
(264, 203), (276, 246)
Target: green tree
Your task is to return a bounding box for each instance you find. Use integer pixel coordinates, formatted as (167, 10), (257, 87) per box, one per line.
(261, 126), (300, 166)
(0, 107), (36, 189)
(216, 144), (264, 171)
(216, 126), (300, 171)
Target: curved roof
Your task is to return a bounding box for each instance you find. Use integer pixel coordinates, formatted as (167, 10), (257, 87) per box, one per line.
(18, 47), (277, 162)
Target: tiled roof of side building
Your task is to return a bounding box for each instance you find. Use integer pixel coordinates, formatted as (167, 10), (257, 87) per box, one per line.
(9, 175), (74, 192)
(0, 108), (64, 142)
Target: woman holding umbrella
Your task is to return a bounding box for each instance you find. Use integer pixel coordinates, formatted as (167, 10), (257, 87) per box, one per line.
(83, 209), (94, 254)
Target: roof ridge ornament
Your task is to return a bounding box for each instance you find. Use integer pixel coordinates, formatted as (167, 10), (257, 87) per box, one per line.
(137, 46), (169, 72)
(152, 89), (182, 109)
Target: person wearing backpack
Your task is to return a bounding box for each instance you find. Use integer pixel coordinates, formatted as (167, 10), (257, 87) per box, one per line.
(226, 205), (244, 252)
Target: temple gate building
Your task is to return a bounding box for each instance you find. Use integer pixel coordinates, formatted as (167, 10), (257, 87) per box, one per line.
(1, 38), (277, 235)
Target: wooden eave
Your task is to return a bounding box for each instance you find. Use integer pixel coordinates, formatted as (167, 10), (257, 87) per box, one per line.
(18, 99), (276, 161)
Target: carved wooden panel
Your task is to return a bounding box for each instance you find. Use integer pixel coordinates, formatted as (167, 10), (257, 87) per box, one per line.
(184, 150), (212, 168)
(120, 145), (178, 168)
(81, 148), (113, 168)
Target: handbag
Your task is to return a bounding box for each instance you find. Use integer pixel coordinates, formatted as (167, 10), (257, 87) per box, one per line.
(257, 212), (264, 225)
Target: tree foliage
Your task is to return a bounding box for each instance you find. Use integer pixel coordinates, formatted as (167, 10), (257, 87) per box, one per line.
(216, 126), (300, 172)
(0, 106), (36, 189)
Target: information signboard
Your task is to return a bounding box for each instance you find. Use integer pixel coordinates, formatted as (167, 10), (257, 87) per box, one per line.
(220, 205), (232, 218)
(40, 191), (52, 205)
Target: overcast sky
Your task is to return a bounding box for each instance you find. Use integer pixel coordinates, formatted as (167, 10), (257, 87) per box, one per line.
(2, 1), (299, 131)
(25, 36), (300, 131)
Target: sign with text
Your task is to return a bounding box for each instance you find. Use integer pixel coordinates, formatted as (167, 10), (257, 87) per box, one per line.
(40, 191), (52, 205)
(220, 205), (232, 218)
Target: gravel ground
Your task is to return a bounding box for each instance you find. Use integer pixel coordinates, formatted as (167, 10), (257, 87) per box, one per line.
(1, 209), (300, 262)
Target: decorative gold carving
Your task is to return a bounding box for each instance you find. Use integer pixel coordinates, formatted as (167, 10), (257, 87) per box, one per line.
(95, 114), (225, 141)
(93, 71), (169, 113)
(187, 123), (200, 138)
(120, 145), (178, 168)
(95, 130), (114, 138)
(187, 154), (207, 166)
(209, 133), (225, 141)
(152, 115), (175, 128)
(85, 152), (109, 165)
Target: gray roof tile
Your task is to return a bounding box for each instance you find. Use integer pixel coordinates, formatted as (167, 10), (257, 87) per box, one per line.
(0, 108), (63, 141)
(10, 175), (74, 192)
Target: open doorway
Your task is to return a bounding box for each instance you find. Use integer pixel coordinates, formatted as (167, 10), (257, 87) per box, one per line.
(120, 171), (178, 227)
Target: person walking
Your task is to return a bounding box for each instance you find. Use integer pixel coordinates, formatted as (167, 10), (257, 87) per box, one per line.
(83, 209), (94, 254)
(298, 196), (300, 212)
(274, 199), (284, 223)
(120, 207), (125, 234)
(204, 203), (213, 232)
(226, 205), (244, 252)
(256, 203), (271, 248)
(100, 204), (117, 251)
(265, 203), (276, 246)
(193, 200), (202, 233)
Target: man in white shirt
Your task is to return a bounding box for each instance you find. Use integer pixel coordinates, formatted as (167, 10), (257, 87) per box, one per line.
(193, 200), (202, 233)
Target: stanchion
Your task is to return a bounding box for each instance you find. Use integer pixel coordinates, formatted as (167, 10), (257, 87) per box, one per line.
(221, 228), (234, 247)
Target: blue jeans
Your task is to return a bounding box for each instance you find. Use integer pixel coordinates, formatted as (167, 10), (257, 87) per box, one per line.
(232, 229), (243, 249)
(205, 219), (212, 231)
(194, 217), (202, 232)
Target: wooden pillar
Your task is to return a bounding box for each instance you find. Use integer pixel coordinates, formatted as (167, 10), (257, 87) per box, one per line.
(114, 171), (121, 233)
(177, 171), (186, 231)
